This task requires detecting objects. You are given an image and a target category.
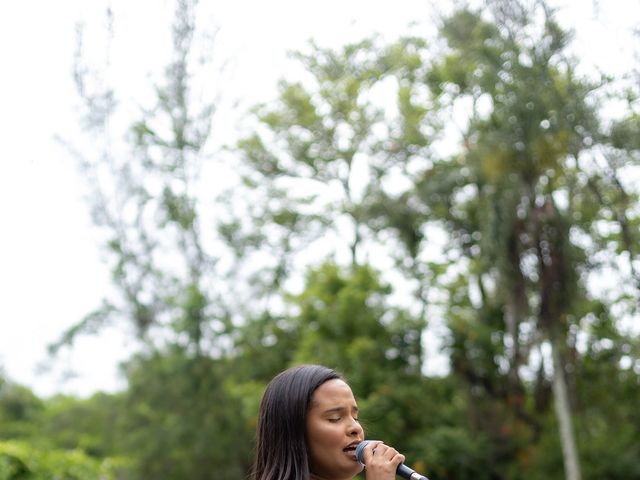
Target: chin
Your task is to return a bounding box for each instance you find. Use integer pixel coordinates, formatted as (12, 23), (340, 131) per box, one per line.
(342, 461), (365, 478)
(313, 462), (363, 480)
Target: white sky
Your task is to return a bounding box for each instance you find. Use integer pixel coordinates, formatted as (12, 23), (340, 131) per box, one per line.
(0, 0), (638, 398)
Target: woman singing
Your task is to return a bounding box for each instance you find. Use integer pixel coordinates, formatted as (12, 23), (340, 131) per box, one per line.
(253, 364), (404, 480)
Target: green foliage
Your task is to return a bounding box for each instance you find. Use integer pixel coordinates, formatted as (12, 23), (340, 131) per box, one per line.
(61, 0), (224, 349)
(39, 1), (640, 479)
(233, 2), (640, 478)
(116, 348), (253, 480)
(232, 34), (436, 279)
(288, 263), (424, 393)
(0, 441), (116, 480)
(0, 383), (43, 439)
(39, 393), (125, 459)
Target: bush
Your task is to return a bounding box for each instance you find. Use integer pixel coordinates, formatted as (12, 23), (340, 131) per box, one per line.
(0, 441), (116, 480)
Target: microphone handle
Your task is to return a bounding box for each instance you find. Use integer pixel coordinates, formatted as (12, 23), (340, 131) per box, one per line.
(356, 440), (429, 480)
(397, 463), (429, 480)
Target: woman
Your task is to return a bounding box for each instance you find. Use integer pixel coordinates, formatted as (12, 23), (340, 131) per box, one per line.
(253, 364), (405, 480)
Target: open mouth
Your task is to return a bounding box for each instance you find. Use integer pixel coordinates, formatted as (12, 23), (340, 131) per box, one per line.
(342, 443), (359, 459)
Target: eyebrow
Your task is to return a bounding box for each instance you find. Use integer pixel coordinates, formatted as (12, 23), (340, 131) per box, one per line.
(322, 406), (359, 414)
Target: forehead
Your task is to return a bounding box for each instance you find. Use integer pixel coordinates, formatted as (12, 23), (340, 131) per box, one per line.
(310, 379), (356, 408)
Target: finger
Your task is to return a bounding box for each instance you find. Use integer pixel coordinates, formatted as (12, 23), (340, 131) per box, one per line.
(374, 444), (388, 455)
(391, 453), (405, 467)
(363, 440), (383, 464)
(375, 444), (394, 463)
(384, 447), (400, 461)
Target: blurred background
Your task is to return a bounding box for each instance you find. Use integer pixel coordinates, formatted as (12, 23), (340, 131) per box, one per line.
(1, 0), (639, 479)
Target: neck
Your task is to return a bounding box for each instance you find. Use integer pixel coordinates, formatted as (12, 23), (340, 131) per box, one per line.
(310, 474), (353, 480)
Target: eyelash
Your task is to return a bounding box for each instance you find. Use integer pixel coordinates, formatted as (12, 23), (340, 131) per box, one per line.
(328, 417), (360, 423)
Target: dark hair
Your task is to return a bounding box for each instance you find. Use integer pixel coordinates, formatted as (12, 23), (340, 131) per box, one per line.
(253, 365), (342, 480)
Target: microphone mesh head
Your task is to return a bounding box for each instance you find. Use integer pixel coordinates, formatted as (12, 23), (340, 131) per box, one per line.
(355, 440), (373, 465)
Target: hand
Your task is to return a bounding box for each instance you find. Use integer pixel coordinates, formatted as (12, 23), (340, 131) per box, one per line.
(361, 440), (405, 480)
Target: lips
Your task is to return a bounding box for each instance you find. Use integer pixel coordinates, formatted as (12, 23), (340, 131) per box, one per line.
(342, 441), (361, 460)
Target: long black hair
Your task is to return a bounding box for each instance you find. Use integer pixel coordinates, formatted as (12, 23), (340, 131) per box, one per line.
(253, 364), (342, 480)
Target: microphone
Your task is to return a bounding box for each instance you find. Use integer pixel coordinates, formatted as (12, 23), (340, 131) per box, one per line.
(356, 440), (429, 480)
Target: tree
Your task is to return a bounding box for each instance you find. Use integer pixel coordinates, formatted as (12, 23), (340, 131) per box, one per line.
(56, 0), (228, 354)
(0, 381), (44, 440)
(369, 2), (639, 478)
(230, 35), (434, 288)
(42, 0), (640, 478)
(53, 1), (257, 478)
(288, 262), (423, 390)
(235, 1), (640, 478)
(39, 392), (125, 459)
(116, 349), (252, 480)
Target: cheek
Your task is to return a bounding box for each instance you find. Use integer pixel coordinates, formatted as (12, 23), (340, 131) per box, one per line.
(307, 421), (340, 451)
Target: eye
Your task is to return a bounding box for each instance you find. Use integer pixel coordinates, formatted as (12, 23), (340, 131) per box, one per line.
(328, 418), (341, 423)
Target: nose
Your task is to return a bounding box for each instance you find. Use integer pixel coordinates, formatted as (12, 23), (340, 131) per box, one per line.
(347, 417), (363, 437)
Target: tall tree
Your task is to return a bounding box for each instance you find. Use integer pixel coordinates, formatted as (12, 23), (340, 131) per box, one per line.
(55, 1), (257, 478)
(56, 0), (226, 354)
(371, 2), (639, 478)
(230, 36), (434, 282)
(45, 0), (640, 478)
(236, 1), (640, 479)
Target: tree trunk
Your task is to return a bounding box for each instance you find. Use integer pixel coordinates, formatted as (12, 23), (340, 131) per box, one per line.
(550, 333), (582, 480)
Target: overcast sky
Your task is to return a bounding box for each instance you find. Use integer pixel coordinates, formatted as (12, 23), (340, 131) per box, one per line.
(1, 0), (638, 398)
